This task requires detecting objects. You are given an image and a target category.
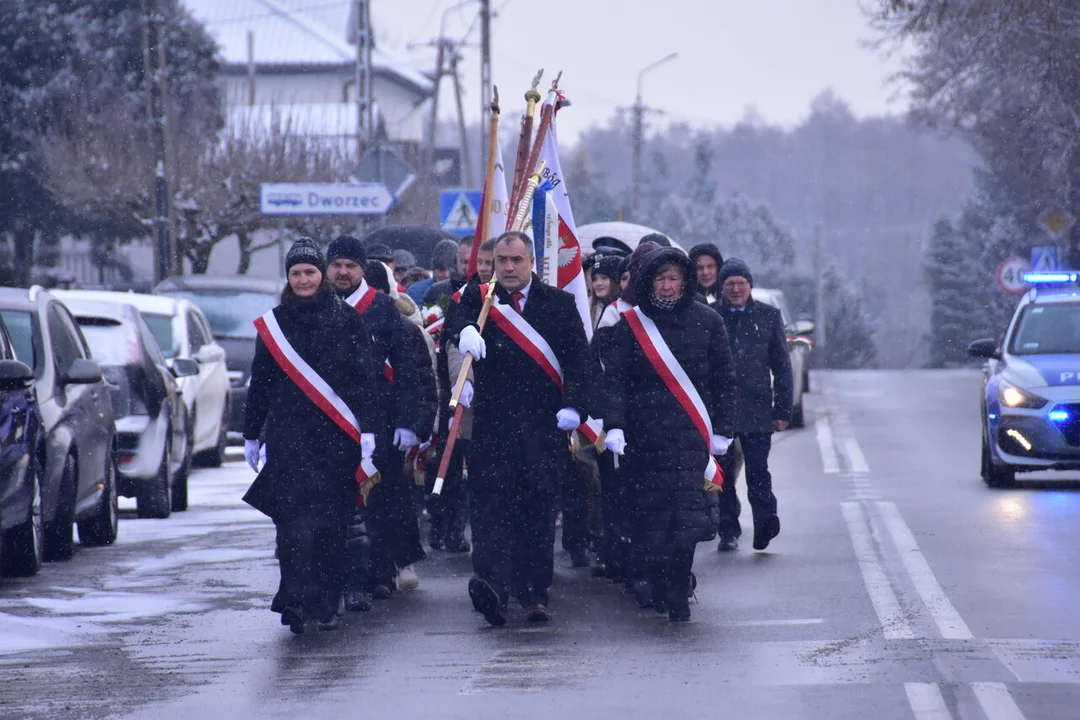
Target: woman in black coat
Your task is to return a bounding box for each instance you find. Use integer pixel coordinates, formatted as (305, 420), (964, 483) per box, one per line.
(243, 238), (378, 634)
(602, 248), (736, 621)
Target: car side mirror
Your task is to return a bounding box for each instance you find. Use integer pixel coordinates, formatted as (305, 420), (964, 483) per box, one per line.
(62, 358), (103, 385)
(967, 338), (1001, 360)
(169, 358), (200, 378)
(0, 359), (34, 391)
(793, 319), (815, 336)
(195, 345), (224, 364)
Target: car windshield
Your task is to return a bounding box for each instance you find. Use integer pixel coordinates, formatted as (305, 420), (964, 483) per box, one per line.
(0, 310), (36, 370)
(159, 290), (276, 340)
(142, 312), (178, 358)
(1010, 302), (1080, 355)
(76, 317), (135, 366)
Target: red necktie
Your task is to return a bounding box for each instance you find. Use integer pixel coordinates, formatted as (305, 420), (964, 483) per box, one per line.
(511, 291), (524, 314)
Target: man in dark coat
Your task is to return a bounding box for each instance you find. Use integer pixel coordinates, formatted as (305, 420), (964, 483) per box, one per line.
(602, 247), (736, 621)
(243, 237), (378, 632)
(689, 243), (725, 304)
(445, 231), (591, 626)
(407, 238), (458, 304)
(326, 235), (426, 603)
(711, 258), (793, 552)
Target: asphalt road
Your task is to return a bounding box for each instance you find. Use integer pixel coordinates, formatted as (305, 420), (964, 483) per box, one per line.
(3, 370), (1080, 720)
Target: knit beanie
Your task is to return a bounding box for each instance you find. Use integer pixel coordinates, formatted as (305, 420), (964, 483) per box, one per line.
(326, 235), (366, 265)
(717, 258), (754, 288)
(285, 237), (325, 275)
(620, 240), (661, 305)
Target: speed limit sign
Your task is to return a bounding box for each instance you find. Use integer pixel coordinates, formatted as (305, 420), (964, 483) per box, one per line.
(997, 256), (1032, 294)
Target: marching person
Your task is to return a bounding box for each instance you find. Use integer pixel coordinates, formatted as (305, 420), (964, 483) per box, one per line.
(589, 255), (623, 329)
(591, 240), (661, 585)
(689, 244), (725, 304)
(407, 238), (458, 303)
(242, 237), (377, 634)
(325, 235), (427, 601)
(446, 231), (591, 626)
(602, 247), (736, 621)
(711, 258), (792, 552)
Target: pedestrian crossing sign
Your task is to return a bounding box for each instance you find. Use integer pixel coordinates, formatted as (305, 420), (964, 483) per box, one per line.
(440, 190), (482, 236)
(1031, 246), (1059, 272)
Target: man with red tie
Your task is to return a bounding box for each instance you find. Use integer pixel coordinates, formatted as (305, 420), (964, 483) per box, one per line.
(447, 231), (591, 626)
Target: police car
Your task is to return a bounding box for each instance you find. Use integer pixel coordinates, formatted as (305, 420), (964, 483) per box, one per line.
(969, 271), (1080, 486)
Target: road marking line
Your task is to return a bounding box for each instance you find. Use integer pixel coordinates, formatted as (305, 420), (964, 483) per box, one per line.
(841, 502), (916, 640)
(725, 618), (823, 627)
(905, 682), (954, 720)
(971, 682), (1027, 720)
(877, 502), (974, 641)
(816, 416), (841, 474)
(844, 437), (871, 474)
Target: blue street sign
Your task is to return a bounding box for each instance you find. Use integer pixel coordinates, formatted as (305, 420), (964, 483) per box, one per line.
(440, 189), (482, 236)
(1031, 246), (1059, 272)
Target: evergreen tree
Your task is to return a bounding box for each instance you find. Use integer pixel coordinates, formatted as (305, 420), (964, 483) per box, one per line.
(923, 217), (984, 366)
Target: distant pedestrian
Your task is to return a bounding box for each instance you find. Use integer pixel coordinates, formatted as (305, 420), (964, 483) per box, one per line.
(407, 239), (459, 304)
(689, 244), (725, 304)
(711, 258), (792, 552)
(242, 237), (378, 634)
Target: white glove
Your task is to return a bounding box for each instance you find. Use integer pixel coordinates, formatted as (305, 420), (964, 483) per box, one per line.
(258, 443), (267, 470)
(244, 439), (261, 472)
(710, 434), (733, 456)
(458, 325), (486, 360)
(393, 428), (418, 450)
(604, 428), (626, 456)
(361, 433), (376, 460)
(556, 408), (581, 432)
(459, 380), (474, 408)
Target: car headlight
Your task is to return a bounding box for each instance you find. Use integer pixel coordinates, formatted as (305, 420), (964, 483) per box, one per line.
(999, 383), (1047, 409)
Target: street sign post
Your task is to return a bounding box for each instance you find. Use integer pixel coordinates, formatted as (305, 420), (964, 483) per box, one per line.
(997, 256), (1032, 294)
(440, 189), (482, 236)
(259, 183), (394, 216)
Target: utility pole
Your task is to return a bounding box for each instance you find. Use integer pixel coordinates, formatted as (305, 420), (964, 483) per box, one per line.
(141, 0), (172, 283)
(450, 46), (473, 188)
(479, 0), (492, 161)
(814, 224), (828, 354)
(631, 52), (677, 222)
(354, 0), (374, 152)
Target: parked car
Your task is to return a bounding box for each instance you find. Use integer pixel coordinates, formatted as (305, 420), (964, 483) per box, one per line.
(0, 313), (44, 576)
(751, 288), (814, 428)
(56, 291), (229, 467)
(0, 287), (117, 559)
(153, 275), (283, 442)
(55, 295), (197, 518)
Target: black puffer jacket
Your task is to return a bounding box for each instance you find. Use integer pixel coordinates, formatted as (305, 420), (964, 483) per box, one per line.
(243, 290), (377, 524)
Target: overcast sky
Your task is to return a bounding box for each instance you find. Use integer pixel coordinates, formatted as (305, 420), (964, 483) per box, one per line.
(373, 0), (909, 141)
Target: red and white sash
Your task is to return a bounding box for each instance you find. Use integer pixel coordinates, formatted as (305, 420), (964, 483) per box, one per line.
(622, 307), (723, 489)
(345, 279), (396, 384)
(254, 309), (379, 502)
(488, 299), (564, 392)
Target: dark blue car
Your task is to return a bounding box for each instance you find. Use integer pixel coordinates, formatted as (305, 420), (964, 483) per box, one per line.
(0, 313), (43, 576)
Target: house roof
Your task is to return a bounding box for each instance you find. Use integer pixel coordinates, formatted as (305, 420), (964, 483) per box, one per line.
(182, 0), (433, 96)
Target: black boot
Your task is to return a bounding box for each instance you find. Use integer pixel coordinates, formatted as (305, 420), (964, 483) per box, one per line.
(667, 588), (691, 622)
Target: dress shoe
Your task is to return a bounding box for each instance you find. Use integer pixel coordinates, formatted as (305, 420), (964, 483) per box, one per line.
(525, 604), (552, 622)
(591, 560), (607, 578)
(717, 535), (739, 552)
(468, 577), (507, 627)
(753, 514), (781, 551)
(345, 590), (373, 612)
(281, 605), (306, 635)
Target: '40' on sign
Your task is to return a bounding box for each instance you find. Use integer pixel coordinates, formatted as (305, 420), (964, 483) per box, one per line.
(997, 256), (1031, 294)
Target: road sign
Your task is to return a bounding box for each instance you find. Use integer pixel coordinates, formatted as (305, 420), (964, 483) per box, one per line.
(352, 145), (416, 198)
(440, 189), (482, 236)
(259, 183), (394, 216)
(1039, 208), (1075, 241)
(1031, 246), (1059, 272)
(997, 256), (1032, 294)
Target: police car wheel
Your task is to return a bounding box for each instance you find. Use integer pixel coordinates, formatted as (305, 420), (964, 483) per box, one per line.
(981, 433), (1016, 488)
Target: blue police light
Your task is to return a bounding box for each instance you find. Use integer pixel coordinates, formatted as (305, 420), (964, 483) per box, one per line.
(1024, 271), (1080, 284)
(1049, 409), (1070, 422)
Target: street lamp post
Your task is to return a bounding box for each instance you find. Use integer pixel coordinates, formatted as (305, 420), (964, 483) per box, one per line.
(631, 52), (677, 221)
